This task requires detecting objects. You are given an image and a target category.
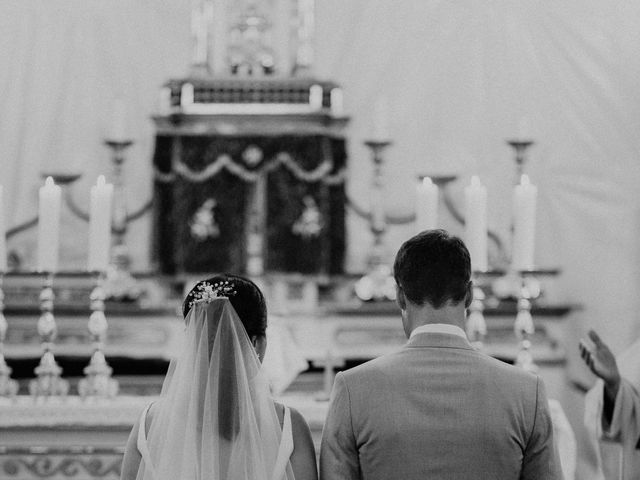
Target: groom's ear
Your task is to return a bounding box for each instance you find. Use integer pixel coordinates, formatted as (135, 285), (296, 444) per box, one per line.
(464, 281), (473, 309)
(395, 284), (407, 310)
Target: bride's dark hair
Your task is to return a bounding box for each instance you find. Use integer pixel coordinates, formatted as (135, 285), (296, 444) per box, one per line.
(183, 273), (268, 338)
(182, 273), (268, 441)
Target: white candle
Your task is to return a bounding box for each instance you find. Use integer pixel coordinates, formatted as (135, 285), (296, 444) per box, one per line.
(88, 175), (114, 272)
(330, 88), (344, 116)
(371, 97), (390, 141)
(181, 83), (194, 107)
(0, 186), (6, 272)
(37, 177), (62, 272)
(109, 99), (128, 141)
(309, 85), (323, 110)
(415, 177), (438, 232)
(464, 176), (488, 272)
(512, 174), (537, 271)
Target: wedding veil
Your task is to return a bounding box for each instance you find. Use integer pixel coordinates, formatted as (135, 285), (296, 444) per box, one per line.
(136, 297), (295, 480)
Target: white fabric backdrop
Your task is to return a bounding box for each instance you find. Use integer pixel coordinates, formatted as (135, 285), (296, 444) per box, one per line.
(1, 0), (640, 448)
(2, 0), (640, 343)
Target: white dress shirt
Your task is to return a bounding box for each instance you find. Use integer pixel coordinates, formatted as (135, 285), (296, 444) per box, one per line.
(409, 323), (467, 340)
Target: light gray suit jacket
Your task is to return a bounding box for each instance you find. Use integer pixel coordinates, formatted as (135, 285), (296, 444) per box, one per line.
(320, 332), (562, 480)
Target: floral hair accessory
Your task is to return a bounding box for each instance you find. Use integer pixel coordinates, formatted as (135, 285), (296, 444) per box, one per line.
(188, 280), (236, 310)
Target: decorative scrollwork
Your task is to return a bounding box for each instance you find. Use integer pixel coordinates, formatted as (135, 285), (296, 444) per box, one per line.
(2, 456), (121, 478)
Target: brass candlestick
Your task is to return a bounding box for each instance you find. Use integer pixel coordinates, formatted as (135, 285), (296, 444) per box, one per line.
(0, 274), (18, 397)
(78, 274), (118, 398)
(29, 273), (69, 398)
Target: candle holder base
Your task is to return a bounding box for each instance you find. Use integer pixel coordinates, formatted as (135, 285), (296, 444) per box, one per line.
(0, 354), (18, 398)
(29, 351), (69, 397)
(78, 351), (119, 398)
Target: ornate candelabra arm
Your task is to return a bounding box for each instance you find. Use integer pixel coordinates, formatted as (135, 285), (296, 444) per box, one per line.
(0, 273), (19, 397)
(64, 189), (90, 222)
(125, 198), (154, 224)
(6, 217), (39, 240)
(78, 273), (118, 398)
(29, 273), (69, 398)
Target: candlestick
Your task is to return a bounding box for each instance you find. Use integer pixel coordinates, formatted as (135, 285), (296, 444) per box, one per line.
(29, 274), (69, 398)
(78, 274), (118, 398)
(464, 176), (488, 272)
(88, 175), (114, 273)
(0, 274), (18, 398)
(512, 175), (537, 271)
(0, 186), (6, 272)
(37, 177), (62, 273)
(514, 281), (538, 373)
(415, 177), (438, 233)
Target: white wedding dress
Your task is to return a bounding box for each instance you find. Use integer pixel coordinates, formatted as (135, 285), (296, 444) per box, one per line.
(133, 297), (296, 480)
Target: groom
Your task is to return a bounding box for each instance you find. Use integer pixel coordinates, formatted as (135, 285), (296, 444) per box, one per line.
(320, 230), (562, 479)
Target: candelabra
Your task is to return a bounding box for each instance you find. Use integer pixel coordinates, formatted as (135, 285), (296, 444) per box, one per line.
(354, 140), (396, 302)
(29, 273), (69, 398)
(0, 274), (18, 397)
(78, 273), (118, 398)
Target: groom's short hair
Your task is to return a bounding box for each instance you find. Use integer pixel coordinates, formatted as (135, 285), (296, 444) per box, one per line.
(393, 229), (471, 308)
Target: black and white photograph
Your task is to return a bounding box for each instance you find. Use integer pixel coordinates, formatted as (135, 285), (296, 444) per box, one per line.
(1, 1), (639, 479)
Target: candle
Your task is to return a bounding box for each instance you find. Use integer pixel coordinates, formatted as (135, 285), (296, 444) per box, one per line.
(330, 88), (344, 116)
(464, 176), (488, 272)
(181, 83), (194, 107)
(309, 85), (323, 110)
(0, 186), (6, 272)
(371, 97), (390, 141)
(109, 99), (128, 141)
(88, 175), (114, 272)
(512, 174), (537, 271)
(415, 177), (438, 232)
(37, 177), (62, 272)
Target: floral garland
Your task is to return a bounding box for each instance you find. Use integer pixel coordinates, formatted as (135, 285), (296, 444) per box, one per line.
(154, 152), (347, 185)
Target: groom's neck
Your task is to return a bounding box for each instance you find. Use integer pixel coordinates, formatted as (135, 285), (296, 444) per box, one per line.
(406, 301), (466, 332)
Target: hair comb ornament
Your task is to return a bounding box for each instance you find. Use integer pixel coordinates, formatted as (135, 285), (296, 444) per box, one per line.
(188, 281), (237, 310)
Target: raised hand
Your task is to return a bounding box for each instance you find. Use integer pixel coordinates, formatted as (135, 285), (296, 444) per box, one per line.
(579, 330), (621, 399)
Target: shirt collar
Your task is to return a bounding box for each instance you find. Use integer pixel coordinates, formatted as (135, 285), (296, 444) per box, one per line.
(409, 323), (467, 340)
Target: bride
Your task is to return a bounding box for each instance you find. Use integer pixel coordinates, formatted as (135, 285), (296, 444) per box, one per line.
(120, 274), (318, 480)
